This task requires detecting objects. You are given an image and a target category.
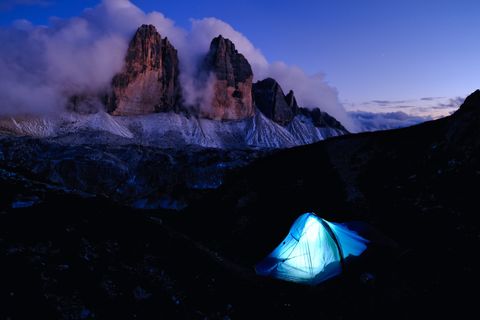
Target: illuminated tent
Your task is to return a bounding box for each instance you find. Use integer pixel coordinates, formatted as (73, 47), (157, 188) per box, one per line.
(255, 213), (369, 285)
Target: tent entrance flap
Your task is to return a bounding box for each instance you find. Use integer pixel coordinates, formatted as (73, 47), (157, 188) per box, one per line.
(255, 213), (368, 285)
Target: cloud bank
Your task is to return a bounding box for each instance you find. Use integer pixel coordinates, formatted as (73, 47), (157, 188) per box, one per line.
(350, 111), (432, 132)
(0, 0), (355, 129)
(344, 95), (465, 121)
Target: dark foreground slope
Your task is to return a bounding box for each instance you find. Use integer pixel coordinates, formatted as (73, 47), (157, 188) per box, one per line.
(1, 91), (480, 319)
(179, 90), (480, 317)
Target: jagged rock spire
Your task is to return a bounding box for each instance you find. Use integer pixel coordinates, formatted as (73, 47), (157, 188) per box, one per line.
(106, 24), (181, 115)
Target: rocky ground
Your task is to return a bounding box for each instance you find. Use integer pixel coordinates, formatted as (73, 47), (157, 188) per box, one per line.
(0, 133), (266, 211)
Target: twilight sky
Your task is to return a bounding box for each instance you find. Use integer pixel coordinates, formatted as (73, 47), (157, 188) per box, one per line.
(1, 0), (479, 119)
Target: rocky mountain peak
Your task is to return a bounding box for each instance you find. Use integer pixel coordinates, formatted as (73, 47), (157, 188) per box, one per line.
(285, 90), (299, 110)
(202, 35), (254, 120)
(252, 77), (348, 133)
(298, 107), (347, 131)
(106, 24), (181, 116)
(206, 35), (253, 85)
(252, 78), (295, 125)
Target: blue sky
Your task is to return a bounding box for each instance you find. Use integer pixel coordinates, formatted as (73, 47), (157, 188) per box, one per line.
(1, 0), (479, 112)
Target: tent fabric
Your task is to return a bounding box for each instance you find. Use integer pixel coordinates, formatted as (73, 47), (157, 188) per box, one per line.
(255, 213), (369, 285)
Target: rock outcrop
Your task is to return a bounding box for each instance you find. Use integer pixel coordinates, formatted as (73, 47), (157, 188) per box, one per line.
(253, 77), (348, 132)
(297, 107), (347, 131)
(68, 95), (104, 114)
(253, 78), (296, 125)
(285, 90), (299, 110)
(202, 35), (254, 120)
(106, 25), (181, 116)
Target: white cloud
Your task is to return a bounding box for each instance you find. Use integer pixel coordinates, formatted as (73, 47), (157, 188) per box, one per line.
(344, 95), (465, 121)
(350, 111), (432, 132)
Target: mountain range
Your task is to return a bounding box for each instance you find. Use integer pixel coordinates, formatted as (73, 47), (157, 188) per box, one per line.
(0, 24), (348, 149)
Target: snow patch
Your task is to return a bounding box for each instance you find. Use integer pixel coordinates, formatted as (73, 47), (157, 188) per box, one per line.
(246, 111), (296, 148)
(0, 111), (347, 149)
(287, 115), (344, 145)
(0, 117), (56, 137)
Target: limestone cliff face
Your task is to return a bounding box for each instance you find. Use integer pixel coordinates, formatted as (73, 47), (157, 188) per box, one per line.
(106, 25), (181, 116)
(202, 35), (254, 120)
(253, 78), (348, 132)
(298, 107), (347, 131)
(252, 78), (296, 126)
(285, 90), (299, 111)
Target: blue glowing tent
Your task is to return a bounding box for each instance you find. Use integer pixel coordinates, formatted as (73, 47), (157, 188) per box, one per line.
(255, 213), (369, 285)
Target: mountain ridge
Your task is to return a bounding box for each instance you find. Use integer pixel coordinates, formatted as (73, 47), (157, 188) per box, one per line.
(0, 24), (349, 149)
